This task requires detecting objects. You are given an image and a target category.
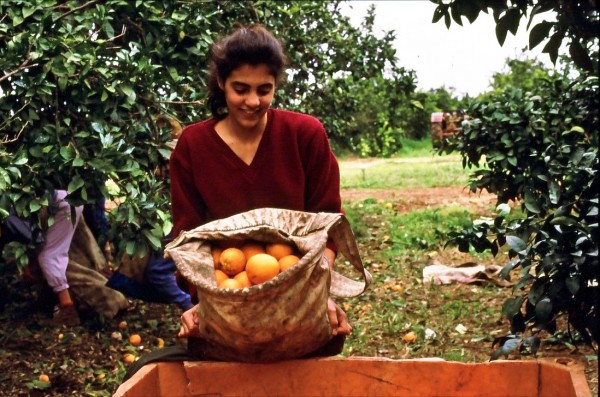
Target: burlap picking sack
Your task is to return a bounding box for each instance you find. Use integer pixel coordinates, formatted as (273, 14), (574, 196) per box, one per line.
(165, 208), (371, 362)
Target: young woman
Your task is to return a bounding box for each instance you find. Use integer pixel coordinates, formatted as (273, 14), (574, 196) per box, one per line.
(172, 24), (351, 343)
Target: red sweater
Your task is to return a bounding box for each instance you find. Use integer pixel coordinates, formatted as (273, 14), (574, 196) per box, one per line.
(170, 109), (342, 237)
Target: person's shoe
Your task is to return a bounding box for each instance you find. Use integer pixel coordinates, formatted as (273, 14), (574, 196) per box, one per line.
(52, 304), (81, 326)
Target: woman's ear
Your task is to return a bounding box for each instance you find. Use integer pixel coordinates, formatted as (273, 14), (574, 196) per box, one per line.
(217, 77), (224, 90)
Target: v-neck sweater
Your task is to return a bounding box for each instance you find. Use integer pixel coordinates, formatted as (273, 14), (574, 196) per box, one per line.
(169, 108), (342, 238)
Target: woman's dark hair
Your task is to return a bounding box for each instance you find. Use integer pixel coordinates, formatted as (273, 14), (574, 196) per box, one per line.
(207, 24), (288, 118)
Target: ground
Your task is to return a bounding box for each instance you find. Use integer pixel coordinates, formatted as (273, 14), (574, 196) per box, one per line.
(0, 186), (596, 396)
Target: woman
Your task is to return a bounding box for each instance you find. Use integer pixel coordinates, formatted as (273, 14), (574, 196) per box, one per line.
(173, 24), (351, 343)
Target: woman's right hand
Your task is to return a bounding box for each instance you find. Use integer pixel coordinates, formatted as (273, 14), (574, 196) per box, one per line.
(178, 304), (201, 338)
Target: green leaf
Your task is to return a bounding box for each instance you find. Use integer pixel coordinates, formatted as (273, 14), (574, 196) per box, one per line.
(22, 7), (36, 18)
(495, 20), (508, 46)
(410, 100), (424, 109)
(542, 31), (563, 64)
(506, 235), (527, 253)
(502, 296), (523, 319)
(142, 230), (162, 250)
(528, 21), (552, 49)
(569, 40), (594, 71)
(522, 336), (541, 355)
(67, 176), (85, 193)
(451, 5), (463, 26)
(565, 276), (580, 295)
(501, 337), (521, 356)
(535, 297), (553, 323)
(14, 156), (28, 165)
(548, 182), (560, 204)
(490, 347), (503, 361)
(500, 259), (520, 280)
(550, 216), (577, 226)
(505, 8), (520, 35)
(29, 201), (41, 212)
(120, 85), (135, 98)
(524, 195), (540, 214)
(432, 7), (445, 24)
(91, 122), (104, 134)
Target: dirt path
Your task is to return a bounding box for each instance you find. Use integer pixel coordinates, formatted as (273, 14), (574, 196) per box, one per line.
(341, 186), (498, 214)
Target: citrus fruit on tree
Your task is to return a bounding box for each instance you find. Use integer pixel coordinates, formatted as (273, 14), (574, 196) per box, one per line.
(266, 243), (295, 260)
(246, 253), (280, 285)
(219, 247), (246, 275)
(279, 254), (300, 272)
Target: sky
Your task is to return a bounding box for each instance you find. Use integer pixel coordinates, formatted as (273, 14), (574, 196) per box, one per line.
(339, 1), (555, 97)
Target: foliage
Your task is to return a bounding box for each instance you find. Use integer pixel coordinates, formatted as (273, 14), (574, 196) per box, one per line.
(345, 72), (417, 156)
(488, 56), (552, 95)
(298, 4), (418, 156)
(0, 0), (411, 262)
(443, 74), (599, 344)
(433, 0), (599, 349)
(431, 0), (599, 73)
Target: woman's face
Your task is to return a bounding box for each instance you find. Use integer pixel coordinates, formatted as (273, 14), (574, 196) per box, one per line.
(220, 63), (275, 133)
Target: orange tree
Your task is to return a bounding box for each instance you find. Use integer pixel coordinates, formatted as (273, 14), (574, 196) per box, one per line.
(433, 0), (599, 351)
(0, 1), (412, 266)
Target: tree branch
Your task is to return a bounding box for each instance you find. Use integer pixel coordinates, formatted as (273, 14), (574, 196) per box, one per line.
(1, 121), (28, 144)
(0, 58), (39, 84)
(54, 0), (101, 23)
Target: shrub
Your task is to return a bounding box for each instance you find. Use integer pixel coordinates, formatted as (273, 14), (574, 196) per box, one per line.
(443, 74), (599, 345)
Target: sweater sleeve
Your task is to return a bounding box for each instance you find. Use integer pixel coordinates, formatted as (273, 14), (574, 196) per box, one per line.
(301, 120), (342, 215)
(299, 118), (342, 253)
(169, 129), (207, 237)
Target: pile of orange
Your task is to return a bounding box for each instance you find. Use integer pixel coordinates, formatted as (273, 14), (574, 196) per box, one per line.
(212, 240), (301, 289)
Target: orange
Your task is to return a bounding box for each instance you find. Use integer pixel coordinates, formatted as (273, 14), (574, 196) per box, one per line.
(279, 254), (300, 272)
(245, 253), (280, 285)
(219, 278), (243, 289)
(129, 334), (142, 346)
(214, 269), (229, 286)
(219, 247), (246, 276)
(38, 374), (50, 383)
(266, 242), (295, 260)
(241, 241), (265, 261)
(211, 246), (223, 269)
(118, 320), (127, 330)
(402, 331), (417, 343)
(123, 353), (136, 363)
(233, 271), (252, 288)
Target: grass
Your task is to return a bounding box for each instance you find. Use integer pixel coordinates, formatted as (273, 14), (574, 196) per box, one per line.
(336, 141), (514, 362)
(338, 139), (474, 189)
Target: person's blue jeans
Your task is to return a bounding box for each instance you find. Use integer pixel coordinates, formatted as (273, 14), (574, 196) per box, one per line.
(106, 252), (193, 311)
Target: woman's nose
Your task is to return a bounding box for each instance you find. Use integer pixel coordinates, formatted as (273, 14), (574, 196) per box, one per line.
(245, 91), (260, 107)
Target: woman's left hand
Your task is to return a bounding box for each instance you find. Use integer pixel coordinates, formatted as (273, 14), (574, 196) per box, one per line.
(178, 305), (201, 338)
(327, 298), (352, 336)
